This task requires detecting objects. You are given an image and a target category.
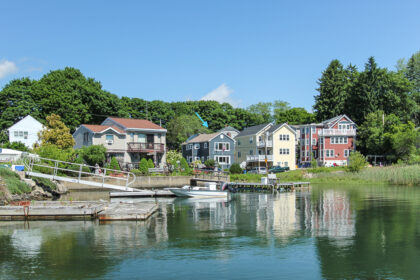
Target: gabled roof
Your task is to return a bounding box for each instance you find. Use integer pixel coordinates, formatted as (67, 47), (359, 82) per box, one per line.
(183, 131), (235, 144)
(82, 124), (125, 134)
(107, 117), (165, 130)
(8, 115), (43, 130)
(268, 123), (297, 135)
(323, 114), (356, 128)
(236, 123), (272, 137)
(218, 126), (240, 133)
(184, 132), (220, 144)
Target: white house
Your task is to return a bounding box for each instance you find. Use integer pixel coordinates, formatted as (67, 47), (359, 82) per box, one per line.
(8, 115), (43, 148)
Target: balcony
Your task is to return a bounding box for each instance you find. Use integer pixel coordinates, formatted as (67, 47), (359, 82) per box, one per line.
(318, 129), (356, 136)
(246, 155), (273, 162)
(127, 142), (165, 153)
(256, 140), (273, 148)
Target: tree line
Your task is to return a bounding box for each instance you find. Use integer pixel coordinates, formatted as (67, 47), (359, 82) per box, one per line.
(313, 51), (420, 162)
(0, 67), (314, 149)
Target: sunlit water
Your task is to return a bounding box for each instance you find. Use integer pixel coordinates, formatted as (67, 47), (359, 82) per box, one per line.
(2, 185), (420, 279)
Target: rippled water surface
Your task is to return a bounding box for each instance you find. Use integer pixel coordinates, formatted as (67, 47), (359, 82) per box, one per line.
(2, 185), (420, 279)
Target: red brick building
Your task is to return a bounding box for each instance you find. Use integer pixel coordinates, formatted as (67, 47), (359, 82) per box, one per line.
(298, 115), (356, 167)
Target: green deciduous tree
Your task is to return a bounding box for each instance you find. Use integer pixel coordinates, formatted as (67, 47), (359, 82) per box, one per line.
(274, 107), (315, 124)
(139, 158), (149, 174)
(78, 145), (107, 166)
(229, 163), (242, 174)
(147, 158), (154, 169)
(38, 114), (75, 149)
(166, 115), (209, 150)
(109, 157), (120, 171)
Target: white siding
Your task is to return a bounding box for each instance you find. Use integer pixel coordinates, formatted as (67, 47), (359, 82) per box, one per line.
(8, 116), (43, 148)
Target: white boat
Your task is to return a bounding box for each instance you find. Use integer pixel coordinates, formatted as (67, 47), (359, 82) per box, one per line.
(167, 182), (229, 198)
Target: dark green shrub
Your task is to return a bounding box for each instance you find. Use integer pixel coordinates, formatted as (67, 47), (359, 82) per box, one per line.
(139, 158), (149, 175)
(32, 177), (57, 191)
(347, 151), (368, 173)
(229, 163), (242, 174)
(147, 158), (155, 169)
(109, 157), (120, 171)
(204, 159), (215, 167)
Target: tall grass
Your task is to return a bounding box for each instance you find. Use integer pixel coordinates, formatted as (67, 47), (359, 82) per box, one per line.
(356, 165), (420, 185)
(0, 168), (31, 194)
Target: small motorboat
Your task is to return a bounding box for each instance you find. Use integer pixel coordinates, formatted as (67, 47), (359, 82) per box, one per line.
(167, 182), (229, 198)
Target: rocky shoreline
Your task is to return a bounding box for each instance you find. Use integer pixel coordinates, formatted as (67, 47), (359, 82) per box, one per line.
(0, 174), (68, 206)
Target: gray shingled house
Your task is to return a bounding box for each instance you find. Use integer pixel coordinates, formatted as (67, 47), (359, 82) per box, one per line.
(182, 131), (235, 168)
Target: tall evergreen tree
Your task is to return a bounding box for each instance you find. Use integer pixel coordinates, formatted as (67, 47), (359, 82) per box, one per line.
(314, 59), (349, 121)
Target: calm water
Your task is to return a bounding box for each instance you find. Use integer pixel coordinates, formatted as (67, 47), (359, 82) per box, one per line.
(2, 185), (420, 279)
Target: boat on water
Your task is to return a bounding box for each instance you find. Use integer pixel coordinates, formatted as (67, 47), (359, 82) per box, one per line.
(167, 182), (229, 198)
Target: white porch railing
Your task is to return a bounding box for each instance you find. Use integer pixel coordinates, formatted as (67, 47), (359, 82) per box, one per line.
(256, 140), (273, 148)
(318, 129), (356, 136)
(246, 155), (273, 162)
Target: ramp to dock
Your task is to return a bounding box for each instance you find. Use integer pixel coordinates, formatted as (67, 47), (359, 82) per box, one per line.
(23, 156), (137, 192)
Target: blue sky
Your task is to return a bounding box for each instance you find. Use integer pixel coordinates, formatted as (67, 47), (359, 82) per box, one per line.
(1, 0), (419, 110)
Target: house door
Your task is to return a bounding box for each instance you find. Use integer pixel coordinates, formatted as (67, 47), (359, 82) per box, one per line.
(147, 134), (154, 149)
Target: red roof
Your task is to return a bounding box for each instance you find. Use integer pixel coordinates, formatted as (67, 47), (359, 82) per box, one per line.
(109, 117), (164, 130)
(83, 125), (125, 134)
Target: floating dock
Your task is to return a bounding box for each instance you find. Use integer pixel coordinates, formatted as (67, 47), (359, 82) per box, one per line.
(0, 201), (158, 221)
(98, 202), (158, 221)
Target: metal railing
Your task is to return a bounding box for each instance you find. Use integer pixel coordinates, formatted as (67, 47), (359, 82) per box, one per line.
(127, 142), (165, 153)
(23, 156), (137, 192)
(256, 140), (273, 148)
(318, 129), (356, 136)
(246, 155), (273, 162)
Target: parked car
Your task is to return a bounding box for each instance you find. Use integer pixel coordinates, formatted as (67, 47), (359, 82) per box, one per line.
(247, 167), (267, 174)
(269, 166), (290, 173)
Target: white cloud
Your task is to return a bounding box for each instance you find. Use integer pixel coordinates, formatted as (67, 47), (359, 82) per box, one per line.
(0, 60), (18, 79)
(200, 83), (241, 107)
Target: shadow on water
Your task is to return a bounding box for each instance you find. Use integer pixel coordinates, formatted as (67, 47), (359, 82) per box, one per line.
(1, 184), (420, 279)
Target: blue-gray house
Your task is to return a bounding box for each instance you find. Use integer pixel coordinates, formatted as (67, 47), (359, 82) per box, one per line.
(182, 132), (236, 168)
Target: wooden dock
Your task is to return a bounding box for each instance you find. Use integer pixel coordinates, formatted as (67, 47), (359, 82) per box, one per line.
(228, 181), (310, 192)
(0, 201), (158, 221)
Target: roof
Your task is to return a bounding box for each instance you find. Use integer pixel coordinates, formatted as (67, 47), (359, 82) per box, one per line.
(108, 117), (164, 130)
(82, 124), (125, 134)
(268, 123), (297, 134)
(236, 123), (272, 137)
(184, 132), (220, 144)
(8, 115), (43, 130)
(218, 126), (240, 133)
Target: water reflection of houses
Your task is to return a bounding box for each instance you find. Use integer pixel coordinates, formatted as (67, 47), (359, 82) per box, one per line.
(255, 193), (300, 239)
(300, 190), (356, 245)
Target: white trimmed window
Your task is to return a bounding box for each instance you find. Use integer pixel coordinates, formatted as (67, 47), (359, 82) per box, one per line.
(311, 127), (316, 134)
(238, 151), (241, 157)
(331, 137), (348, 144)
(344, 149), (350, 157)
(215, 156), (230, 165)
(279, 134), (290, 141)
(249, 150), (253, 155)
(215, 142), (230, 151)
(249, 137), (253, 144)
(325, 149), (335, 158)
(312, 138), (316, 145)
(279, 148), (290, 155)
(194, 143), (200, 149)
(204, 143), (208, 148)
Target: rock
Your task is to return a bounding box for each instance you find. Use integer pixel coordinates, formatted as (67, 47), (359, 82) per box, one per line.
(55, 182), (68, 194)
(24, 179), (36, 188)
(30, 186), (49, 200)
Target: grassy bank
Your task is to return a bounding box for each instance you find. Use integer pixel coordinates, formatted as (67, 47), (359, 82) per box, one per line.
(230, 165), (420, 186)
(0, 168), (31, 194)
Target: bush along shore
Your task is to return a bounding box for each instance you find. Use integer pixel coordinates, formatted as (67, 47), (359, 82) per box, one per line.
(0, 168), (67, 205)
(230, 165), (420, 186)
